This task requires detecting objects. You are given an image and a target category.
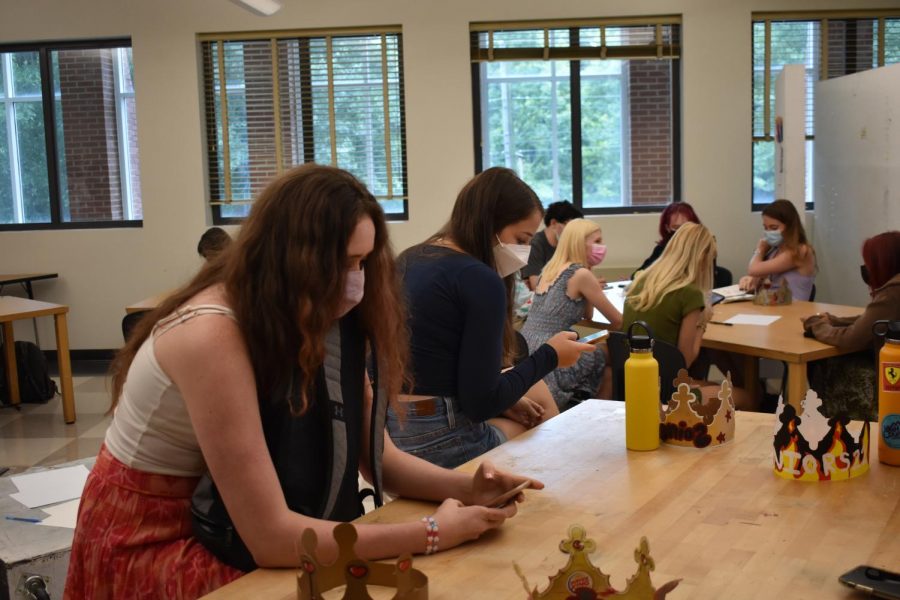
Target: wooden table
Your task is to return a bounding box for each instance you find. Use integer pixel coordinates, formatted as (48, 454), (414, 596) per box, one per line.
(704, 300), (863, 410)
(202, 400), (899, 599)
(0, 297), (76, 424)
(0, 273), (58, 300)
(0, 272), (59, 343)
(125, 291), (169, 314)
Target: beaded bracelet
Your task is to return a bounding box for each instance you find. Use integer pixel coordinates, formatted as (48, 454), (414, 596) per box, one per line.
(421, 516), (439, 555)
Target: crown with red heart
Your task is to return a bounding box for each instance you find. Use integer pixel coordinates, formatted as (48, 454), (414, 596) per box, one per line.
(297, 522), (428, 599)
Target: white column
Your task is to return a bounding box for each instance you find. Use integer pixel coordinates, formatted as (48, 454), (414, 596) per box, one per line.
(774, 64), (807, 217)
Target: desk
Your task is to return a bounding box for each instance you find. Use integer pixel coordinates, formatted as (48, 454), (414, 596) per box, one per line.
(0, 297), (75, 424)
(0, 273), (58, 300)
(202, 400), (899, 600)
(125, 291), (169, 314)
(705, 300), (863, 410)
(592, 298), (863, 410)
(0, 273), (59, 343)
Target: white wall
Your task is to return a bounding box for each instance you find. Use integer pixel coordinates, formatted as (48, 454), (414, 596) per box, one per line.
(813, 62), (900, 306)
(1, 0), (896, 349)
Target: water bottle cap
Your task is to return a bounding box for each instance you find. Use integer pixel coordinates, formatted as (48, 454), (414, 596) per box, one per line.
(627, 320), (654, 351)
(874, 320), (900, 342)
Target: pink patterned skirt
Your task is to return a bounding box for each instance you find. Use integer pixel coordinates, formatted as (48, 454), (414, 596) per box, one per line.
(65, 445), (244, 599)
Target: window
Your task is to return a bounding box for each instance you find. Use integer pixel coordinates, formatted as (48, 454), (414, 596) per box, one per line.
(471, 17), (681, 212)
(200, 28), (407, 223)
(0, 40), (141, 229)
(752, 11), (900, 208)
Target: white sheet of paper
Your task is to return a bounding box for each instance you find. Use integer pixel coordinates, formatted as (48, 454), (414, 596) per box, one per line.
(723, 314), (781, 326)
(35, 498), (81, 529)
(10, 465), (90, 509)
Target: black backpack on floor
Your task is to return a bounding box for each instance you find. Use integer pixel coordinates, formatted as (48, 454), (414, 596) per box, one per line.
(0, 341), (58, 405)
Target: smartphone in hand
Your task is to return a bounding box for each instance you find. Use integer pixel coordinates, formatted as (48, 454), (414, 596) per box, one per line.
(485, 480), (533, 508)
(577, 331), (608, 345)
(839, 565), (900, 599)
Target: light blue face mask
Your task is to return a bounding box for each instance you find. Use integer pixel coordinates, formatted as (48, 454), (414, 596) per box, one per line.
(764, 229), (784, 247)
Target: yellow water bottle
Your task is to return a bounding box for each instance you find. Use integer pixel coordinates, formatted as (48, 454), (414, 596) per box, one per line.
(625, 321), (660, 451)
(874, 320), (900, 466)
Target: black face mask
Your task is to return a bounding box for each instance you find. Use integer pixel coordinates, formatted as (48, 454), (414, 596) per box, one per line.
(860, 264), (870, 286)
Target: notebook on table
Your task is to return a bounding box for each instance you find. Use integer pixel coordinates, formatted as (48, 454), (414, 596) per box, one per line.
(710, 284), (754, 305)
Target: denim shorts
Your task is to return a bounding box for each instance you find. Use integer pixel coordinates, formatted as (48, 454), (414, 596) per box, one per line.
(387, 396), (506, 469)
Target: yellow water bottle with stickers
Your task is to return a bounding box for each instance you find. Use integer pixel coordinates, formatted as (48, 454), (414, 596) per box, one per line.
(875, 320), (900, 466)
(625, 321), (660, 451)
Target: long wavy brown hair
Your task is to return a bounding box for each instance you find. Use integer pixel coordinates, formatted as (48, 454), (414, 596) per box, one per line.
(110, 164), (409, 414)
(424, 167), (543, 363)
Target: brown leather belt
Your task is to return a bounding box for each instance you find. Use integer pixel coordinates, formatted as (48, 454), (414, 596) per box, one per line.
(398, 395), (447, 417)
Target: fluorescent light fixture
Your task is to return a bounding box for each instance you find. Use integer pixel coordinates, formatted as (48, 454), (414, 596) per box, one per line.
(229, 0), (283, 16)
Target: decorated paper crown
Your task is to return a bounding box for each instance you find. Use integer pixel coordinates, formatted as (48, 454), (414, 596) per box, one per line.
(514, 525), (679, 599)
(773, 390), (870, 482)
(659, 369), (736, 448)
(753, 279), (792, 306)
(296, 523), (428, 600)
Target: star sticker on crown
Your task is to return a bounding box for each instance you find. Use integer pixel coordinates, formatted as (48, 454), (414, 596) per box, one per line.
(296, 523), (428, 600)
(659, 369), (736, 448)
(514, 525), (680, 599)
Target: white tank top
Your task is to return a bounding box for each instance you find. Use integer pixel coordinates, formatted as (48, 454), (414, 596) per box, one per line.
(104, 304), (237, 476)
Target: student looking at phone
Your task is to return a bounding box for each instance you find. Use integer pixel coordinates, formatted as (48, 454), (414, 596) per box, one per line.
(521, 219), (622, 407)
(388, 168), (594, 469)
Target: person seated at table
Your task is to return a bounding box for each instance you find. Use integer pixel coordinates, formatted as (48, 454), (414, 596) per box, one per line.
(388, 167), (594, 469)
(521, 200), (584, 291)
(66, 165), (542, 600)
(633, 202), (731, 287)
(623, 223), (752, 409)
(197, 226), (232, 261)
(633, 202), (700, 275)
(521, 219), (622, 408)
(738, 199), (817, 300)
(803, 231), (900, 421)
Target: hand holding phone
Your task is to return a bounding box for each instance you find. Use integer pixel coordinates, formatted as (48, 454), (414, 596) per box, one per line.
(576, 331), (608, 345)
(485, 480), (533, 508)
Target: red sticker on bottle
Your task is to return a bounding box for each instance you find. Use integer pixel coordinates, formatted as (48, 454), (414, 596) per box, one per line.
(884, 363), (900, 392)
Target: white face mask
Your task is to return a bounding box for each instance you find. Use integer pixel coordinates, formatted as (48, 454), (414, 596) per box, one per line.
(336, 268), (365, 318)
(493, 235), (531, 278)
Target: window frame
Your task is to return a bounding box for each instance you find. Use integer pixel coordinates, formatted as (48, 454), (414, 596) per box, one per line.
(470, 18), (682, 215)
(751, 10), (900, 212)
(199, 27), (409, 225)
(0, 38), (141, 231)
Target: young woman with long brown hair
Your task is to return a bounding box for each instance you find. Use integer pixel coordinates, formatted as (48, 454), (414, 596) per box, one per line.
(738, 199), (817, 300)
(387, 167), (594, 469)
(65, 165), (540, 599)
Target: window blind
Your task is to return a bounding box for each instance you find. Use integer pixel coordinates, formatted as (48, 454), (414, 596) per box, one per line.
(200, 27), (407, 219)
(470, 16), (681, 63)
(752, 11), (900, 141)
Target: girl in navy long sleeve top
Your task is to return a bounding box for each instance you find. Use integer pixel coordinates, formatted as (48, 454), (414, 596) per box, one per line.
(386, 168), (593, 468)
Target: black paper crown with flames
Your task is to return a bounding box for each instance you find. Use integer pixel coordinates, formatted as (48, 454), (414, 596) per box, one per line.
(296, 522), (428, 600)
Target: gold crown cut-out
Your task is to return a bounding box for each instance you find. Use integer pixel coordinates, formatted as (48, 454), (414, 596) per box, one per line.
(659, 369), (736, 448)
(296, 523), (428, 600)
(514, 525), (679, 599)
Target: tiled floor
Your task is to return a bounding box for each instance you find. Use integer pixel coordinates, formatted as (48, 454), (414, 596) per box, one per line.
(0, 374), (112, 474)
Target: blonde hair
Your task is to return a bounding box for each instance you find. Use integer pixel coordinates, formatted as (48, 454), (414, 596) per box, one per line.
(540, 218), (601, 284)
(627, 222), (716, 312)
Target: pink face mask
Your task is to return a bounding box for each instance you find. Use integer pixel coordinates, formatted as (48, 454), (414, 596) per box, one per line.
(587, 243), (607, 266)
(336, 269), (365, 318)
